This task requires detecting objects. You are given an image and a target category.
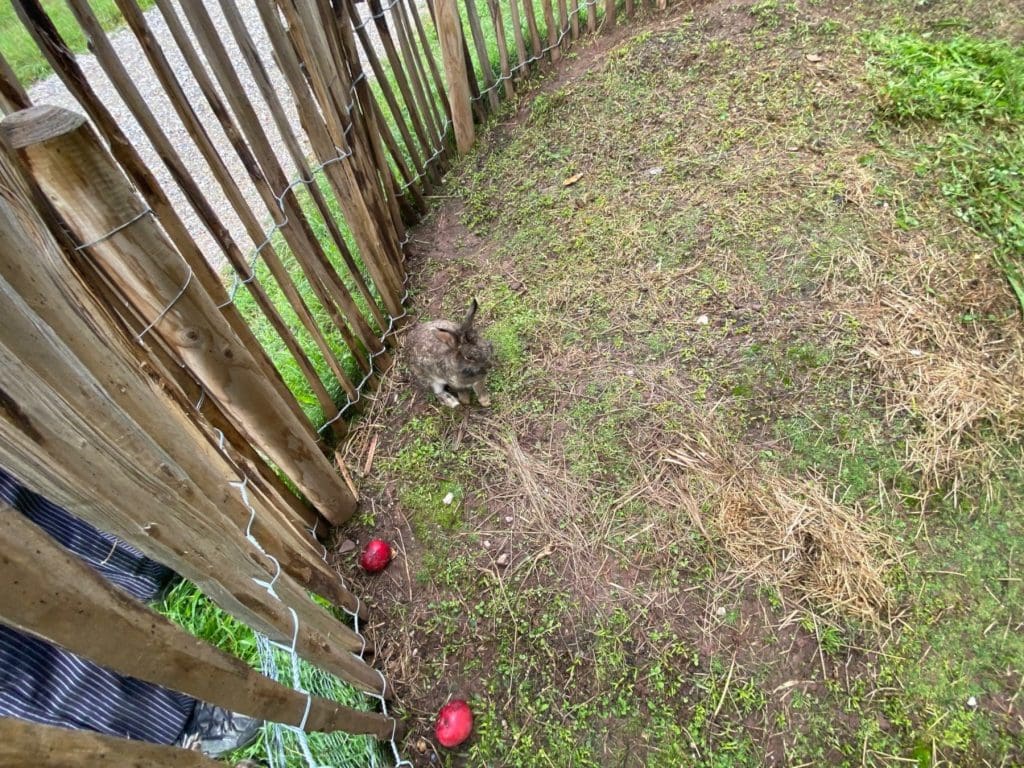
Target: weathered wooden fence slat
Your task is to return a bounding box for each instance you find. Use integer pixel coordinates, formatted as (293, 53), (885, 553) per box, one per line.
(144, 0), (364, 407)
(508, 0), (530, 76)
(65, 0), (334, 433)
(434, 0), (475, 153)
(326, 0), (409, 240)
(0, 51), (29, 113)
(463, 0), (501, 111)
(557, 0), (570, 51)
(540, 0), (561, 62)
(606, 0), (618, 28)
(271, 0), (406, 316)
(182, 2), (385, 382)
(587, 0), (598, 33)
(522, 0), (545, 57)
(109, 0), (342, 427)
(0, 718), (224, 768)
(486, 0), (516, 99)
(406, 0), (455, 149)
(219, 0), (390, 336)
(350, 8), (437, 197)
(0, 274), (383, 693)
(367, 0), (444, 185)
(0, 508), (396, 737)
(397, 0), (450, 146)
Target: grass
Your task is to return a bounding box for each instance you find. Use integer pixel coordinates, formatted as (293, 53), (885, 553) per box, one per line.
(0, 0), (155, 86)
(867, 31), (1024, 309)
(341, 0), (1024, 765)
(156, 581), (386, 767)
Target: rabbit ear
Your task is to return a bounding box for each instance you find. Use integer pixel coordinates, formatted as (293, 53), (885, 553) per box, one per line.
(460, 298), (479, 334)
(433, 328), (459, 349)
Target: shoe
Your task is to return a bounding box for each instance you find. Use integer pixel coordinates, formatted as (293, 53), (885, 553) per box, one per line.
(177, 701), (263, 757)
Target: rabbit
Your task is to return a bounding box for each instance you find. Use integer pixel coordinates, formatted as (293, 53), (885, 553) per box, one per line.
(406, 298), (495, 408)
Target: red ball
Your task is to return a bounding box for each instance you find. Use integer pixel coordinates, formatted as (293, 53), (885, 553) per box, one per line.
(435, 699), (473, 748)
(358, 539), (392, 573)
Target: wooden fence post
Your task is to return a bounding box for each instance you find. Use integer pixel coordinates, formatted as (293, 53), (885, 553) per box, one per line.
(1, 106), (357, 526)
(435, 0), (475, 153)
(0, 508), (398, 738)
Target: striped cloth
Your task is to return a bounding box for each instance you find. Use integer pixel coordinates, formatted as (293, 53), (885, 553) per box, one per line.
(0, 467), (195, 744)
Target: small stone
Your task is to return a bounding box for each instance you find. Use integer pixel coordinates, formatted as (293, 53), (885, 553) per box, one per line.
(967, 696), (978, 708)
(504, 515), (514, 524)
(442, 491), (455, 505)
(415, 738), (429, 753)
(716, 606), (726, 618)
(647, 166), (663, 176)
(496, 552), (511, 567)
(910, 349), (923, 357)
(625, 368), (635, 376)
(337, 539), (356, 555)
(484, 540), (492, 549)
(696, 314), (710, 326)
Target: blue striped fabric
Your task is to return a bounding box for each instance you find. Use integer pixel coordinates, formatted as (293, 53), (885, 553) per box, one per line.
(0, 467), (195, 744)
(0, 468), (175, 602)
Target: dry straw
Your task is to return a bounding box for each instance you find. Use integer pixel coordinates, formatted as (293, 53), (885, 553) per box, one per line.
(661, 431), (894, 623)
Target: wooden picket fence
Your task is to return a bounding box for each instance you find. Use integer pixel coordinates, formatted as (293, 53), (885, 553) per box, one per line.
(0, 0), (674, 762)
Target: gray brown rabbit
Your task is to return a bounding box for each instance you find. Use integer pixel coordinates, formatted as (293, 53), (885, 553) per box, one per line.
(406, 298), (495, 408)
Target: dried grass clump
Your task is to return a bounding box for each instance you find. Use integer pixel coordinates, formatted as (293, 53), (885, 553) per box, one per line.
(860, 290), (1024, 493)
(662, 434), (893, 622)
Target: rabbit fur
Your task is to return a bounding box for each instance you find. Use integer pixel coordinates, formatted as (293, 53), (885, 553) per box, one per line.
(406, 298), (495, 408)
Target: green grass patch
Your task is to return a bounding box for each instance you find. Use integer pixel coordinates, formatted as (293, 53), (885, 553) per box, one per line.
(156, 581), (385, 767)
(868, 33), (1023, 123)
(868, 31), (1024, 309)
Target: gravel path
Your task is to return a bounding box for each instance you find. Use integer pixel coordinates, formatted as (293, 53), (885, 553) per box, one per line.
(28, 1), (412, 271)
